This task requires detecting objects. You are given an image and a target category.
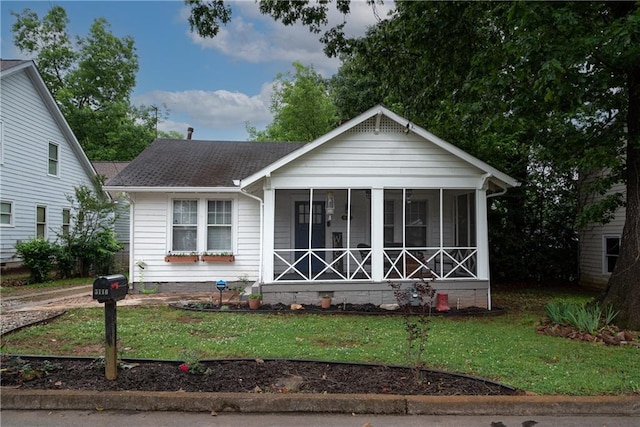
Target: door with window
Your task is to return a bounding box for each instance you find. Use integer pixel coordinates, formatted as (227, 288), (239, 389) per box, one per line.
(295, 201), (325, 274)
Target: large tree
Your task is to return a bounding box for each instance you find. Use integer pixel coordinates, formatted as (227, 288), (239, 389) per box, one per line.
(11, 5), (157, 160)
(188, 0), (640, 328)
(247, 62), (338, 142)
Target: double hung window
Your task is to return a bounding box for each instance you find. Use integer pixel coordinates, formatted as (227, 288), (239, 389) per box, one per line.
(207, 200), (232, 252)
(171, 198), (234, 253)
(62, 208), (71, 235)
(48, 142), (59, 176)
(1, 201), (12, 226)
(36, 205), (47, 238)
(604, 236), (620, 274)
(172, 200), (198, 252)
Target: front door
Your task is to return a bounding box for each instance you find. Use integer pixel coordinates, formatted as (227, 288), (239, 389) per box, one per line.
(295, 201), (325, 274)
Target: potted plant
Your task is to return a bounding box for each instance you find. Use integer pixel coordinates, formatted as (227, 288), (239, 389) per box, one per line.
(320, 294), (332, 309)
(248, 293), (262, 310)
(164, 251), (199, 263)
(201, 252), (235, 262)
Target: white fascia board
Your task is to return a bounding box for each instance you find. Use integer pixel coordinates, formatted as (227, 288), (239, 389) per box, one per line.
(103, 186), (242, 193)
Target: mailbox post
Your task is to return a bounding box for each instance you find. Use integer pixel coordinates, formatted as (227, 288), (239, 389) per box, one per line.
(93, 274), (128, 380)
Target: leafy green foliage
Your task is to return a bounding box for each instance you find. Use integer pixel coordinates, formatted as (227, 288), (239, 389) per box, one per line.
(247, 62), (338, 142)
(14, 238), (57, 284)
(545, 300), (619, 335)
(11, 5), (157, 160)
(55, 177), (122, 277)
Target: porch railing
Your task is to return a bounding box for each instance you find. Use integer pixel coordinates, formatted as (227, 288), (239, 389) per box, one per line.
(273, 246), (477, 282)
(382, 247), (477, 280)
(274, 248), (371, 281)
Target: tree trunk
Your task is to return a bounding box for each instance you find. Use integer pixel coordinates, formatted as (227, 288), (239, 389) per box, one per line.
(599, 65), (640, 330)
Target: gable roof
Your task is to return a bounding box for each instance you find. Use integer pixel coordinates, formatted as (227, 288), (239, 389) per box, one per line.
(105, 139), (306, 191)
(241, 105), (519, 190)
(0, 59), (98, 185)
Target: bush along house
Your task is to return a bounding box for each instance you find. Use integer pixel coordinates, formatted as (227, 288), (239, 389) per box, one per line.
(105, 105), (518, 309)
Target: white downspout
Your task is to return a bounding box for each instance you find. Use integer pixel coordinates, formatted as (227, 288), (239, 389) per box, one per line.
(237, 183), (264, 290)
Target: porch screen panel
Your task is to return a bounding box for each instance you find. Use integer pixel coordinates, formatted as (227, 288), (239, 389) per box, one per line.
(405, 200), (427, 247)
(172, 200), (197, 251)
(456, 193), (476, 247)
(384, 200), (395, 245)
(207, 200), (232, 251)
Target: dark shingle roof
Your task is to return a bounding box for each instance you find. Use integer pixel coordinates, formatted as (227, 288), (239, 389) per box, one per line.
(106, 139), (306, 188)
(1, 59), (29, 72)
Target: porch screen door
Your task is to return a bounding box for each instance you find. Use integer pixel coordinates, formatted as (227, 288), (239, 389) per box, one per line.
(295, 201), (325, 274)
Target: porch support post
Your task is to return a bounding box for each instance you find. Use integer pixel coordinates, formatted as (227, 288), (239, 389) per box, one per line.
(370, 187), (384, 281)
(476, 187), (490, 307)
(263, 187), (275, 283)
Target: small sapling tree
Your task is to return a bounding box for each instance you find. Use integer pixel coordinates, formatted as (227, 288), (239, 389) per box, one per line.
(389, 279), (436, 383)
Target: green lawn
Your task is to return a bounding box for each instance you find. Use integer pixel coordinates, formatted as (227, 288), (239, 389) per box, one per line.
(2, 286), (638, 395)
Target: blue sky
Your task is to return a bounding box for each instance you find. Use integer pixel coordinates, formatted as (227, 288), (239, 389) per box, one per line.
(1, 1), (391, 140)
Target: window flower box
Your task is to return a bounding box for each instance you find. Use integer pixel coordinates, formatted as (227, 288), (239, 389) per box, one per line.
(201, 254), (235, 263)
(164, 254), (199, 263)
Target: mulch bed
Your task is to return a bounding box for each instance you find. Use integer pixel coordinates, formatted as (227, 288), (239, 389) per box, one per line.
(174, 301), (504, 317)
(536, 321), (640, 346)
(0, 356), (519, 396)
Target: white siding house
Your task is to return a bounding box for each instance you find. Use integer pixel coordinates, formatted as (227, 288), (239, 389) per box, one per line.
(106, 106), (518, 309)
(579, 182), (626, 288)
(0, 60), (98, 269)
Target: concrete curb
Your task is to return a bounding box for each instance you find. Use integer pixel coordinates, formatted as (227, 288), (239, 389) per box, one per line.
(2, 389), (638, 416)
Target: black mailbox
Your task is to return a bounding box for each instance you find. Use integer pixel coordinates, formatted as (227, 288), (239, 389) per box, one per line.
(93, 274), (129, 303)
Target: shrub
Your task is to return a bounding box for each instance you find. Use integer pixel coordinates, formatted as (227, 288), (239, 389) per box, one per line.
(544, 300), (619, 334)
(15, 238), (57, 283)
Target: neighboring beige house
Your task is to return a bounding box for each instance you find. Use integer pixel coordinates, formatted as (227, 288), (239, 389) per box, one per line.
(0, 59), (98, 270)
(105, 105), (519, 309)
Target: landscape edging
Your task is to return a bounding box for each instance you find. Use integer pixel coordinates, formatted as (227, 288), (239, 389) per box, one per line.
(2, 389), (639, 416)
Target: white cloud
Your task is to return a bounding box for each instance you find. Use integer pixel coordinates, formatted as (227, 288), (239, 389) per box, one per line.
(134, 82), (274, 138)
(184, 1), (393, 77)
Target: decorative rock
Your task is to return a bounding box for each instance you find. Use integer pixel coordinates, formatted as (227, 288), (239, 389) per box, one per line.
(379, 304), (399, 311)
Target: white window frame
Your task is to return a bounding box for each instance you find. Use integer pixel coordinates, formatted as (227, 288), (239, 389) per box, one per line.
(206, 199), (233, 253)
(48, 141), (60, 177)
(603, 234), (621, 274)
(62, 208), (71, 235)
(0, 120), (4, 165)
(168, 197), (237, 254)
(1, 200), (13, 227)
(170, 199), (198, 252)
(36, 205), (47, 239)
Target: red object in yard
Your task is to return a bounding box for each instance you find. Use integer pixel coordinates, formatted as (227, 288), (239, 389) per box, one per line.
(435, 293), (450, 312)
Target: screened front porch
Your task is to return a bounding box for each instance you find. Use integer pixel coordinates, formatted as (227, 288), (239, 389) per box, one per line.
(267, 188), (484, 283)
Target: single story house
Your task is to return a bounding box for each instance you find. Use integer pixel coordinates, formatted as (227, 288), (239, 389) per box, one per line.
(105, 105), (518, 309)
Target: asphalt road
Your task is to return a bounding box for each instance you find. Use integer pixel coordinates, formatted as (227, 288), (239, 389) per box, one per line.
(1, 411), (637, 427)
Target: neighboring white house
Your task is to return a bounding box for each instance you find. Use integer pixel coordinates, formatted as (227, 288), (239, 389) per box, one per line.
(105, 105), (519, 309)
(0, 59), (99, 269)
(579, 180), (626, 289)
